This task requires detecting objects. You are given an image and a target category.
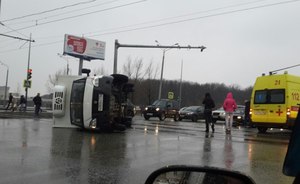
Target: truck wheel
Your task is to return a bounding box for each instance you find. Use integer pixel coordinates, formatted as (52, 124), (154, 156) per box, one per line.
(159, 113), (166, 121)
(144, 115), (150, 120)
(258, 127), (267, 133)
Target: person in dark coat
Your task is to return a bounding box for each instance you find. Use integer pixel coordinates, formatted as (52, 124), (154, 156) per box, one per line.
(33, 93), (42, 116)
(6, 93), (13, 110)
(19, 95), (27, 112)
(244, 100), (250, 126)
(202, 93), (216, 133)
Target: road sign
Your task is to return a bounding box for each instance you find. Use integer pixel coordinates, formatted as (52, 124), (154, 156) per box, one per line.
(23, 80), (32, 88)
(168, 92), (174, 100)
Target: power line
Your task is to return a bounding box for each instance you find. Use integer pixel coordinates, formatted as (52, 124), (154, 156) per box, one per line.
(3, 0), (147, 34)
(83, 0), (270, 36)
(4, 0), (121, 26)
(88, 0), (300, 37)
(1, 0), (97, 23)
(0, 0), (299, 53)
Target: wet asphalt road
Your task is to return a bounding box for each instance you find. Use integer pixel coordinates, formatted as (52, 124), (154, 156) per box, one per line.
(0, 116), (295, 184)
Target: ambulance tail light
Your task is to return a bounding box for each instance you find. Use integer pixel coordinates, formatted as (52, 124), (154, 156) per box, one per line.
(249, 108), (252, 117)
(287, 108), (291, 116)
(53, 85), (66, 117)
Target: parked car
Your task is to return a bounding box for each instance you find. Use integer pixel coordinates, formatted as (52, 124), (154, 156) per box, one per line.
(212, 107), (226, 123)
(212, 105), (245, 125)
(143, 99), (180, 121)
(233, 105), (245, 125)
(179, 106), (205, 122)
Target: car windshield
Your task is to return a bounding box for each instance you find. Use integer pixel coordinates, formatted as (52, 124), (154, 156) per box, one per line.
(152, 100), (167, 107)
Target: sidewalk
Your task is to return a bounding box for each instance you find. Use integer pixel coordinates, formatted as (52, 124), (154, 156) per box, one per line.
(0, 109), (52, 119)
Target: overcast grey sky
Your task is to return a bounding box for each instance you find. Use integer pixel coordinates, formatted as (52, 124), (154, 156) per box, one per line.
(1, 0), (300, 96)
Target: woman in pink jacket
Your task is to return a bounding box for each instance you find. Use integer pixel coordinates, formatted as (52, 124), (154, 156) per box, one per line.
(223, 92), (237, 134)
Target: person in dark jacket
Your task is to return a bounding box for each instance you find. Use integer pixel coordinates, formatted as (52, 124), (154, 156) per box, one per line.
(33, 93), (42, 116)
(5, 93), (13, 110)
(202, 93), (216, 133)
(244, 100), (250, 126)
(19, 95), (27, 112)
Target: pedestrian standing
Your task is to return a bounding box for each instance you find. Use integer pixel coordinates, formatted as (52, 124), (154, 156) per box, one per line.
(223, 92), (237, 134)
(5, 93), (13, 110)
(33, 93), (42, 116)
(244, 100), (250, 126)
(202, 93), (215, 133)
(19, 95), (27, 112)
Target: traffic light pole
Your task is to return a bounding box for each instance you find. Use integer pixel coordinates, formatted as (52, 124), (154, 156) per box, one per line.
(113, 40), (206, 99)
(0, 32), (34, 109)
(25, 33), (34, 109)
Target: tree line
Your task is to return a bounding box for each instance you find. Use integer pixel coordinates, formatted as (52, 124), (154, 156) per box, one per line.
(129, 78), (253, 108)
(47, 57), (253, 108)
(118, 56), (253, 107)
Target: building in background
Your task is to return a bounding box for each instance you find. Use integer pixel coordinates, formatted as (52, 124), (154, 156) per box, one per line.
(0, 86), (10, 100)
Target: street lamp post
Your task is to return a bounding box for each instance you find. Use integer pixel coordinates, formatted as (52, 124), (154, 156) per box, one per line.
(156, 41), (179, 100)
(0, 61), (9, 105)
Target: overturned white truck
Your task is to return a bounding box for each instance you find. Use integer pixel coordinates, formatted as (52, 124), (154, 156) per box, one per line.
(52, 74), (134, 132)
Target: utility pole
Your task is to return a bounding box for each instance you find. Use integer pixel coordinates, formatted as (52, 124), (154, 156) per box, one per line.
(0, 61), (8, 104)
(25, 33), (34, 108)
(0, 33), (35, 109)
(113, 40), (206, 99)
(179, 59), (183, 108)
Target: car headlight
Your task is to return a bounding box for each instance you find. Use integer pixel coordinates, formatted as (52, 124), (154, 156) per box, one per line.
(187, 112), (194, 115)
(89, 119), (97, 129)
(237, 116), (242, 119)
(145, 107), (148, 111)
(156, 107), (160, 111)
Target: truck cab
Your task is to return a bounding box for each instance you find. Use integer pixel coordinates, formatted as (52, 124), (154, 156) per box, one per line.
(53, 74), (134, 131)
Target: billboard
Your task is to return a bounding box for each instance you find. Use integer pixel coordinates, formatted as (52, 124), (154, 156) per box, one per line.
(63, 34), (105, 61)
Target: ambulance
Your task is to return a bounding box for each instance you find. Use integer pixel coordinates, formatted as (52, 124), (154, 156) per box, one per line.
(250, 72), (300, 133)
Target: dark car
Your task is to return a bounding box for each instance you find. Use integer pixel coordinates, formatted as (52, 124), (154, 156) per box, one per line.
(143, 99), (180, 121)
(179, 106), (205, 122)
(233, 105), (245, 126)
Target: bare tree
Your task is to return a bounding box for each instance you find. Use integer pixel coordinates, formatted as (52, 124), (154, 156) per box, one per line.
(133, 57), (143, 82)
(122, 56), (133, 78)
(93, 64), (108, 76)
(45, 69), (68, 93)
(144, 59), (159, 80)
(143, 59), (160, 104)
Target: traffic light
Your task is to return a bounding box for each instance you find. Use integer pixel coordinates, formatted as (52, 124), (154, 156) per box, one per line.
(27, 69), (32, 80)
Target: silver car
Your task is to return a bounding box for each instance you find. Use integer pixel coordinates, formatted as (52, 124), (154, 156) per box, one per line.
(212, 107), (226, 123)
